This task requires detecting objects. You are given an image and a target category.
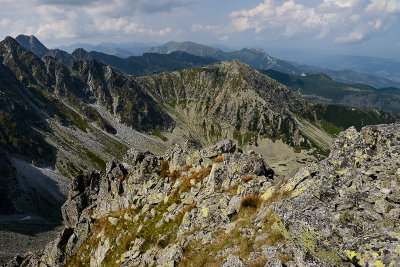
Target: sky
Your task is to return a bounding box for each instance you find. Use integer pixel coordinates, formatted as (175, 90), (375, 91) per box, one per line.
(0, 0), (400, 58)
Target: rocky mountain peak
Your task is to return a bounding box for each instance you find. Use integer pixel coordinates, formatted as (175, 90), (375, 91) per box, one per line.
(71, 48), (92, 61)
(15, 34), (49, 58)
(206, 59), (251, 74)
(0, 36), (26, 55)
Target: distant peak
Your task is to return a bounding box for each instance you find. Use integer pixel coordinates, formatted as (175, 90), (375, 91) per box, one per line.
(15, 34), (48, 57)
(71, 48), (91, 61)
(72, 48), (88, 53)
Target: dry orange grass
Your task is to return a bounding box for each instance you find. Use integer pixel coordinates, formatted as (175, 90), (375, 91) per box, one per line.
(240, 194), (262, 209)
(241, 175), (254, 183)
(213, 154), (224, 163)
(159, 160), (170, 178)
(180, 166), (212, 192)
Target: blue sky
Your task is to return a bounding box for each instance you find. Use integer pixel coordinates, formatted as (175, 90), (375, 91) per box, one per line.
(0, 0), (400, 58)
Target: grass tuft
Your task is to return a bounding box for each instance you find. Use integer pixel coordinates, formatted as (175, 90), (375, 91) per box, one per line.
(213, 154), (224, 163)
(241, 175), (254, 183)
(240, 194), (262, 210)
(180, 166), (212, 193)
(159, 160), (170, 179)
(167, 170), (181, 183)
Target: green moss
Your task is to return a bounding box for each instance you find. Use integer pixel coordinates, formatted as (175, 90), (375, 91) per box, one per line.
(153, 127), (168, 142)
(320, 120), (343, 137)
(84, 148), (106, 171)
(233, 130), (243, 147)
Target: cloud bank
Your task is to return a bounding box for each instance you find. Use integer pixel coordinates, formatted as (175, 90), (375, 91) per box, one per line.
(230, 0), (400, 43)
(0, 0), (192, 41)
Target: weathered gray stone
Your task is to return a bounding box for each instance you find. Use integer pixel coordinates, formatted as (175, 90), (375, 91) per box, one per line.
(222, 254), (246, 267)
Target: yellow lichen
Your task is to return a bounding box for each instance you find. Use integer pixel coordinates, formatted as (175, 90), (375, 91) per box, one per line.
(374, 260), (385, 267)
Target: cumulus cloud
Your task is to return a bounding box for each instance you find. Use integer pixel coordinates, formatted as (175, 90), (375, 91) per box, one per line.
(0, 0), (183, 42)
(93, 16), (171, 36)
(219, 35), (228, 41)
(230, 0), (400, 44)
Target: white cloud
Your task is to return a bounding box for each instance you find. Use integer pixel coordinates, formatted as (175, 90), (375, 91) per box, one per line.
(0, 0), (179, 42)
(191, 24), (216, 32)
(91, 16), (172, 36)
(230, 0), (400, 44)
(334, 30), (365, 43)
(0, 19), (10, 28)
(219, 35), (228, 41)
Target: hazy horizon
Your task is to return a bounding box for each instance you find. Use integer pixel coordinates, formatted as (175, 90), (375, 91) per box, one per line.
(1, 0), (400, 59)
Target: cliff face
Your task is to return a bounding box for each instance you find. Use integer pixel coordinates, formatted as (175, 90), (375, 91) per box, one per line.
(11, 123), (400, 266)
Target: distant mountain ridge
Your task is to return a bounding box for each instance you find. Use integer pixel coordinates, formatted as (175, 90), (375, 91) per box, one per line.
(15, 35), (217, 77)
(147, 41), (298, 74)
(262, 69), (400, 114)
(148, 41), (400, 89)
(16, 35), (400, 88)
(300, 54), (400, 83)
(58, 41), (158, 57)
(70, 49), (218, 77)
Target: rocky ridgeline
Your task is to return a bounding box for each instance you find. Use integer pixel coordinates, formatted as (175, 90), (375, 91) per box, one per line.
(8, 123), (400, 267)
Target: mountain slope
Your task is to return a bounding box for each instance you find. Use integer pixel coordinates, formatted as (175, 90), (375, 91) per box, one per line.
(137, 60), (399, 165)
(0, 36), (176, 261)
(11, 123), (400, 266)
(262, 69), (400, 114)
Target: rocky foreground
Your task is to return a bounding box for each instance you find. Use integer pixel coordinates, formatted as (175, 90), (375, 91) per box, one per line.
(7, 123), (400, 267)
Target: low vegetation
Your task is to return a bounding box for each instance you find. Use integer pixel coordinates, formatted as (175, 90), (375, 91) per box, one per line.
(240, 194), (262, 209)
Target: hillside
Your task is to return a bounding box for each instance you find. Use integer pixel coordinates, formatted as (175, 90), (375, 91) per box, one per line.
(9, 122), (400, 266)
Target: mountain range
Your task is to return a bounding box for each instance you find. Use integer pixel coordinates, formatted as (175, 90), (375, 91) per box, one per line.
(262, 70), (400, 114)
(57, 41), (159, 58)
(15, 35), (400, 115)
(17, 35), (400, 89)
(1, 34), (399, 264)
(147, 41), (400, 89)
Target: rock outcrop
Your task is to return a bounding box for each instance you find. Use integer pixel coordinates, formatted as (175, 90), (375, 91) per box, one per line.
(10, 122), (400, 266)
(274, 123), (400, 266)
